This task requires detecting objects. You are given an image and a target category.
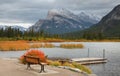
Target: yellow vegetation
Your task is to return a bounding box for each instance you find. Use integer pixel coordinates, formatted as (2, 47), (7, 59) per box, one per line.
(47, 60), (92, 74)
(0, 41), (30, 51)
(30, 43), (43, 48)
(60, 44), (84, 48)
(43, 43), (54, 48)
(30, 43), (54, 48)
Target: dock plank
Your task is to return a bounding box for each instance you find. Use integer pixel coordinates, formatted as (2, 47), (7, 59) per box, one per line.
(71, 58), (107, 65)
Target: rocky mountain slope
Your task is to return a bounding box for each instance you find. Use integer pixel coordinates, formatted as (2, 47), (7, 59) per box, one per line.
(29, 9), (99, 34)
(86, 4), (120, 37)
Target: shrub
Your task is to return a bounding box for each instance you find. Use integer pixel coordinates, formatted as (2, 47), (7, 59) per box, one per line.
(20, 49), (47, 64)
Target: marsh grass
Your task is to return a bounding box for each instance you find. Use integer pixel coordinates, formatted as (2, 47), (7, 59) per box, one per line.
(30, 43), (55, 48)
(47, 60), (92, 74)
(60, 44), (84, 48)
(0, 41), (30, 51)
(30, 43), (43, 48)
(43, 43), (54, 48)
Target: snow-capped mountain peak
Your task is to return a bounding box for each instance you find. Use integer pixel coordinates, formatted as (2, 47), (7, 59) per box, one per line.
(29, 8), (100, 34)
(78, 12), (100, 24)
(47, 8), (77, 20)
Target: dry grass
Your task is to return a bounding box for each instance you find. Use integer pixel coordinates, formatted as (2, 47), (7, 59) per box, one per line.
(60, 44), (84, 48)
(43, 43), (54, 48)
(30, 43), (54, 48)
(47, 60), (92, 74)
(30, 43), (43, 48)
(0, 41), (30, 51)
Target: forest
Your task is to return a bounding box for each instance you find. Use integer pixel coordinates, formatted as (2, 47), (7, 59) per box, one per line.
(0, 26), (119, 41)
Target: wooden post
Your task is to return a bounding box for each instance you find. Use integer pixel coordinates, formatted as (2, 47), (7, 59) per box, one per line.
(103, 49), (105, 58)
(88, 48), (90, 58)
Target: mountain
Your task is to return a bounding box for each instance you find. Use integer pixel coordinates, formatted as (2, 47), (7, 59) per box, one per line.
(29, 9), (99, 34)
(0, 25), (27, 32)
(78, 12), (100, 27)
(85, 4), (120, 37)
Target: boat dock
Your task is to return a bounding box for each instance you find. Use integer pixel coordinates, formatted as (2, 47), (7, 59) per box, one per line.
(71, 58), (107, 65)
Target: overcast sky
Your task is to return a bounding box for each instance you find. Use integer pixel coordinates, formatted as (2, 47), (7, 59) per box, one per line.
(0, 0), (120, 28)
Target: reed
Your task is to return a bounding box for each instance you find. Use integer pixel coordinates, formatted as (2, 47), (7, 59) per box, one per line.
(30, 43), (55, 48)
(30, 43), (43, 48)
(43, 43), (54, 48)
(0, 41), (30, 51)
(60, 44), (84, 48)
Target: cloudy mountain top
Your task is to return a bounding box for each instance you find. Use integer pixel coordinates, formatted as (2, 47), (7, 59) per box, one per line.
(47, 8), (79, 20)
(29, 8), (100, 34)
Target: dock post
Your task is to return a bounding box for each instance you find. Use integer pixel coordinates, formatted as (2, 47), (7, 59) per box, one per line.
(88, 48), (90, 58)
(103, 49), (105, 58)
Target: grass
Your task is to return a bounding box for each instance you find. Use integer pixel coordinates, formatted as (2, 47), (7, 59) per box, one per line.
(47, 60), (92, 74)
(71, 62), (92, 74)
(0, 41), (30, 51)
(60, 44), (84, 48)
(30, 43), (55, 48)
(43, 43), (54, 48)
(30, 43), (43, 48)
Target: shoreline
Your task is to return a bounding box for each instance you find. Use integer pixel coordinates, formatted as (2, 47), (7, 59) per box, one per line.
(0, 57), (95, 76)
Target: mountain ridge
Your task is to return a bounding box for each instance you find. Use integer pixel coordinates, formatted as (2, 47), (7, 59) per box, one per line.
(64, 4), (120, 39)
(29, 8), (99, 34)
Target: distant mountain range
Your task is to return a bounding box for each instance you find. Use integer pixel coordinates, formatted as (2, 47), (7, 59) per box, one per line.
(66, 4), (120, 38)
(29, 8), (100, 34)
(83, 4), (120, 37)
(1, 4), (119, 38)
(0, 25), (27, 32)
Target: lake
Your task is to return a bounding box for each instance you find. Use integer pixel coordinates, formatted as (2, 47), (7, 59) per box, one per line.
(0, 42), (120, 76)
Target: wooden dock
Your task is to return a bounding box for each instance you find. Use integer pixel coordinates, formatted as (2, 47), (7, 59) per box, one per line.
(71, 58), (107, 65)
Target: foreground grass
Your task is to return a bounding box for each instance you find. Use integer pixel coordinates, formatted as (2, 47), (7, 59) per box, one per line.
(47, 60), (92, 74)
(0, 41), (30, 51)
(60, 44), (84, 48)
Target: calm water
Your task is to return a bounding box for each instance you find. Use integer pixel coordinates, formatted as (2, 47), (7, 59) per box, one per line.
(0, 42), (120, 76)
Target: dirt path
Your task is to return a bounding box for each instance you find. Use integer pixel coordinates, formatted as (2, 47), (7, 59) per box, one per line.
(0, 58), (87, 76)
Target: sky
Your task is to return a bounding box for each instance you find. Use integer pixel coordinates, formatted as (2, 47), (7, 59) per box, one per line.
(0, 0), (120, 28)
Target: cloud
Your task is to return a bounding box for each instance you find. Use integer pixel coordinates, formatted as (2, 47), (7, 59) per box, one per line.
(0, 0), (120, 27)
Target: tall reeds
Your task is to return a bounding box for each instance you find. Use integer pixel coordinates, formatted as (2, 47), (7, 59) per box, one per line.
(60, 44), (84, 48)
(0, 41), (30, 51)
(30, 43), (54, 48)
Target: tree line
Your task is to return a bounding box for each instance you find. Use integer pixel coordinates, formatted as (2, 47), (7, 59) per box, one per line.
(0, 26), (117, 40)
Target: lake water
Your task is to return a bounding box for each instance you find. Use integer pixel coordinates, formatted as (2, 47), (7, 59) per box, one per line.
(0, 42), (120, 76)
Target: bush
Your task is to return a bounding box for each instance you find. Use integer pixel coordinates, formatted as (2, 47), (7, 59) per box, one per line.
(19, 49), (47, 64)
